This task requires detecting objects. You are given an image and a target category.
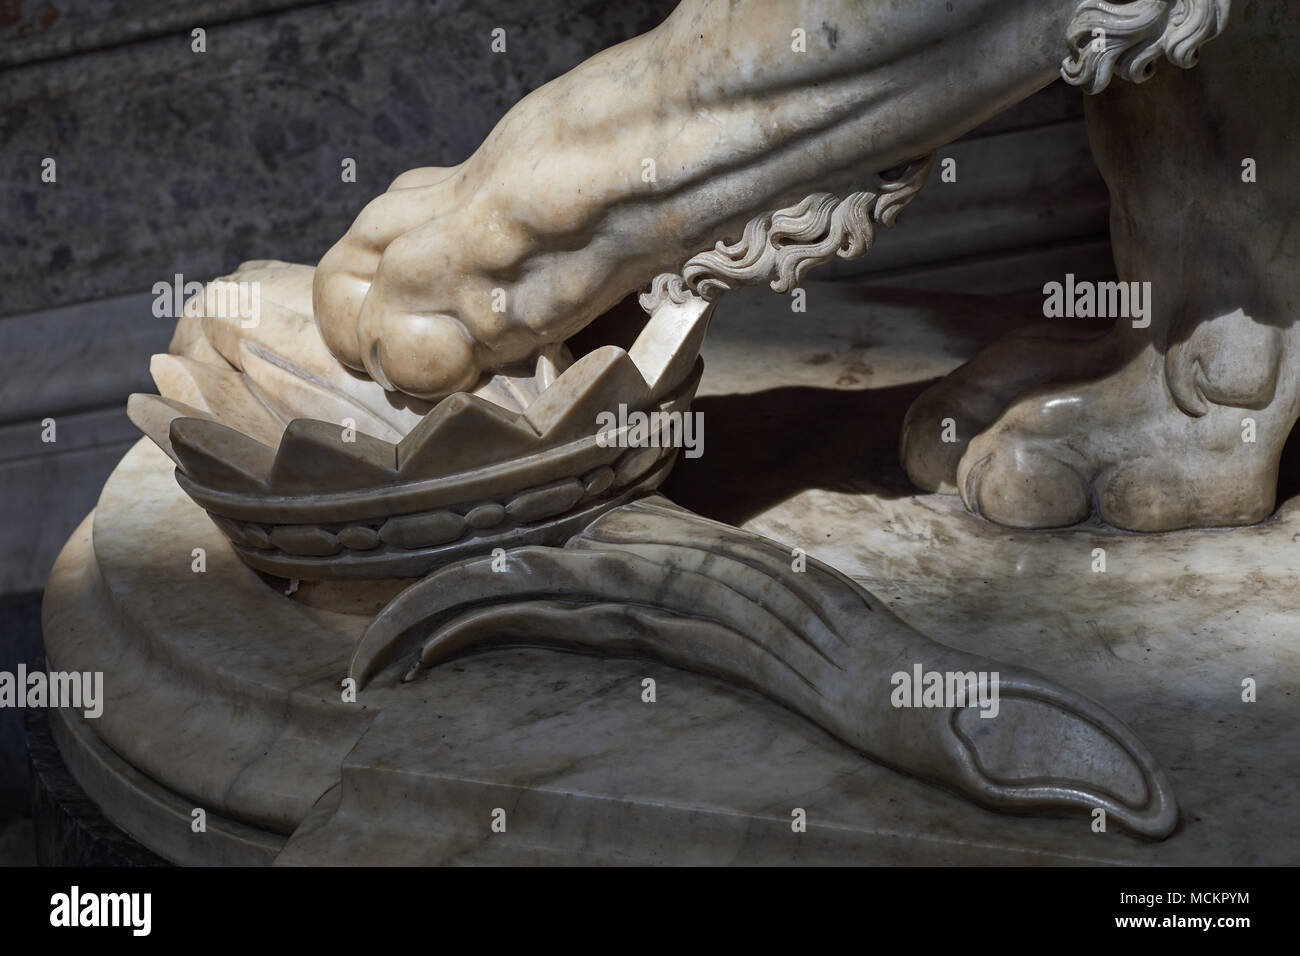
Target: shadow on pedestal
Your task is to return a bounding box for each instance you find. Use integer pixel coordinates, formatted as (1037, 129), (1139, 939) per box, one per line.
(24, 701), (167, 867)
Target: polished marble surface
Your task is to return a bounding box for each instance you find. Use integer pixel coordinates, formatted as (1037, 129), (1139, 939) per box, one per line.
(44, 280), (1300, 864)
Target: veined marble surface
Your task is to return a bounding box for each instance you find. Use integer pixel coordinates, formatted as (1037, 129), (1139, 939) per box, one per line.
(45, 280), (1299, 864)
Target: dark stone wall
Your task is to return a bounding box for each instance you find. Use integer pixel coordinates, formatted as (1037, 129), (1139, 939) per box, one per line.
(2, 0), (680, 317)
(0, 592), (42, 863)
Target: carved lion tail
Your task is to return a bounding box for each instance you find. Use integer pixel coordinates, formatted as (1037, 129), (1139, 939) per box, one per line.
(351, 495), (1178, 839)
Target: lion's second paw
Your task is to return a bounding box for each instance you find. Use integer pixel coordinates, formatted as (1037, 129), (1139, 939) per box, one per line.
(954, 347), (1288, 532)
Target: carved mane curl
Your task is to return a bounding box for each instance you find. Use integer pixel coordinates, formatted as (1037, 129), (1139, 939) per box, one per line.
(1062, 0), (1231, 94)
(640, 155), (934, 312)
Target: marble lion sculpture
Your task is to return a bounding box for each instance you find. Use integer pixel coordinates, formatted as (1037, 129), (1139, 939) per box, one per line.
(122, 0), (1293, 839)
(311, 0), (1296, 535)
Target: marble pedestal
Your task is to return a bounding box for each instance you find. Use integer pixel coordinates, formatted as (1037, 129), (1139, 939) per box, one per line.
(41, 281), (1300, 865)
(25, 706), (165, 866)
